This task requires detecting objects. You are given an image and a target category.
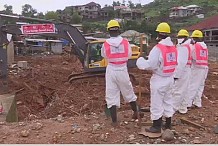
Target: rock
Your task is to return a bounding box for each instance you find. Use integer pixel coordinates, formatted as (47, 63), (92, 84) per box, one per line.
(182, 129), (190, 135)
(124, 114), (129, 118)
(31, 122), (43, 130)
(18, 122), (25, 126)
(175, 141), (180, 144)
(214, 125), (218, 134)
(100, 134), (107, 141)
(188, 127), (196, 132)
(175, 119), (182, 125)
(201, 118), (205, 123)
(56, 115), (63, 122)
(0, 122), (5, 125)
(83, 128), (88, 132)
(92, 124), (101, 131)
(17, 101), (22, 105)
(62, 61), (69, 65)
(20, 130), (29, 137)
(162, 129), (174, 141)
(2, 136), (6, 139)
(193, 139), (201, 144)
(82, 104), (89, 110)
(62, 112), (67, 117)
(124, 121), (128, 125)
(84, 117), (91, 122)
(127, 134), (135, 141)
(214, 117), (218, 121)
(171, 130), (179, 136)
(110, 128), (116, 133)
(181, 139), (187, 143)
(76, 128), (81, 133)
(155, 138), (161, 144)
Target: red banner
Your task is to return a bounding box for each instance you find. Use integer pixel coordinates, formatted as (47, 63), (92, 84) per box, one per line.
(21, 24), (55, 34)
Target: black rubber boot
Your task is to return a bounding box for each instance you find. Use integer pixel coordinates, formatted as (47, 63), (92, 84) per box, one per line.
(130, 101), (144, 119)
(165, 117), (172, 129)
(109, 105), (118, 127)
(145, 117), (162, 133)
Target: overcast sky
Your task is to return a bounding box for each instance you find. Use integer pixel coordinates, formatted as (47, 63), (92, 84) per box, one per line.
(0, 0), (154, 14)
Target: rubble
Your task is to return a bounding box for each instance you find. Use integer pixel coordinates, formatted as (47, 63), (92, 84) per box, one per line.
(2, 55), (218, 144)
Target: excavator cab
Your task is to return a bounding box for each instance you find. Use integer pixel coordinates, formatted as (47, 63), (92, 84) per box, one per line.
(84, 38), (141, 72)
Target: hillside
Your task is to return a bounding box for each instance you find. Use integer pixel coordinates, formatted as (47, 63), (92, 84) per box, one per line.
(143, 0), (218, 32)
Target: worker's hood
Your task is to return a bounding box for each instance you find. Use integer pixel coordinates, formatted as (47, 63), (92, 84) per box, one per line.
(197, 42), (207, 48)
(106, 36), (123, 47)
(158, 37), (174, 46)
(177, 38), (191, 45)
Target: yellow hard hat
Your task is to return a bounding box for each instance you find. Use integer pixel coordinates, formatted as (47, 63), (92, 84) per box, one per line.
(177, 29), (189, 37)
(107, 20), (120, 30)
(156, 22), (171, 33)
(191, 30), (203, 38)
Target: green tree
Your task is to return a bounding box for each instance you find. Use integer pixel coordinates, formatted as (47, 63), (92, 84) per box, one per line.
(22, 4), (37, 17)
(135, 3), (142, 8)
(113, 1), (121, 6)
(37, 12), (45, 19)
(72, 13), (82, 24)
(128, 0), (135, 8)
(122, 0), (126, 6)
(44, 11), (58, 20)
(108, 10), (115, 18)
(3, 4), (13, 14)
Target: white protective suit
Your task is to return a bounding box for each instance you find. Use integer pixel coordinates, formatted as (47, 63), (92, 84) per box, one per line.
(187, 42), (209, 107)
(172, 39), (192, 113)
(101, 36), (137, 109)
(136, 37), (175, 120)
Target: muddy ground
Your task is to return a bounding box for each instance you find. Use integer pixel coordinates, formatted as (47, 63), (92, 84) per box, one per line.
(0, 54), (218, 144)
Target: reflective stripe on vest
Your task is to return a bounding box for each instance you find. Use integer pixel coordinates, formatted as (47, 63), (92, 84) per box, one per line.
(104, 39), (129, 65)
(157, 44), (178, 74)
(195, 43), (208, 67)
(184, 44), (192, 66)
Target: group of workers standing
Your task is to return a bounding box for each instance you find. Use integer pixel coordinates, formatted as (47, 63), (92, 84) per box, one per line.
(101, 19), (208, 134)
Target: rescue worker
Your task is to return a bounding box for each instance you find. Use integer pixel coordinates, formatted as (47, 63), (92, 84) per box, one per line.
(136, 22), (177, 133)
(187, 30), (208, 108)
(101, 20), (142, 126)
(172, 29), (192, 114)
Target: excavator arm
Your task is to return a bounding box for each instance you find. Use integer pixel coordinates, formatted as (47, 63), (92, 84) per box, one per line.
(0, 14), (88, 64)
(0, 14), (88, 93)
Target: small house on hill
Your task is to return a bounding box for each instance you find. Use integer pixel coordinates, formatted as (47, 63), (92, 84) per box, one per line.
(187, 14), (218, 61)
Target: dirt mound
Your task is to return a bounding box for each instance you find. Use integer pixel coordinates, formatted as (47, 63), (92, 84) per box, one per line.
(7, 55), (218, 122)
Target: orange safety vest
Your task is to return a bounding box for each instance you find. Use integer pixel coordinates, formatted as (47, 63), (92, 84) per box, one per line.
(104, 39), (129, 65)
(157, 43), (178, 74)
(195, 43), (208, 67)
(184, 44), (192, 66)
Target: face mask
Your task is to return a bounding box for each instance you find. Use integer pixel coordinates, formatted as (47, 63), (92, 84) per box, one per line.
(177, 38), (184, 44)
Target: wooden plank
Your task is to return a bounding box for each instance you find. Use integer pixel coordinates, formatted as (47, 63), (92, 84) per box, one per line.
(180, 117), (205, 129)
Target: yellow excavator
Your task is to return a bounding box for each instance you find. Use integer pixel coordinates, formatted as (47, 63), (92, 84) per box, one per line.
(0, 14), (143, 83)
(85, 37), (141, 70)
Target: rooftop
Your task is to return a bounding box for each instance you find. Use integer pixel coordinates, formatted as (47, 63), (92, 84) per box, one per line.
(187, 14), (218, 31)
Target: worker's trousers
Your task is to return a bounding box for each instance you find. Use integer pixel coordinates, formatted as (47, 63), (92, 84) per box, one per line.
(150, 74), (175, 120)
(105, 64), (137, 109)
(187, 67), (208, 107)
(172, 66), (191, 111)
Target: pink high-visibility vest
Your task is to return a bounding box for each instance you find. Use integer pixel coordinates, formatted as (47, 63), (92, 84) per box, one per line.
(157, 43), (178, 74)
(104, 39), (129, 65)
(195, 43), (208, 67)
(184, 44), (192, 66)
